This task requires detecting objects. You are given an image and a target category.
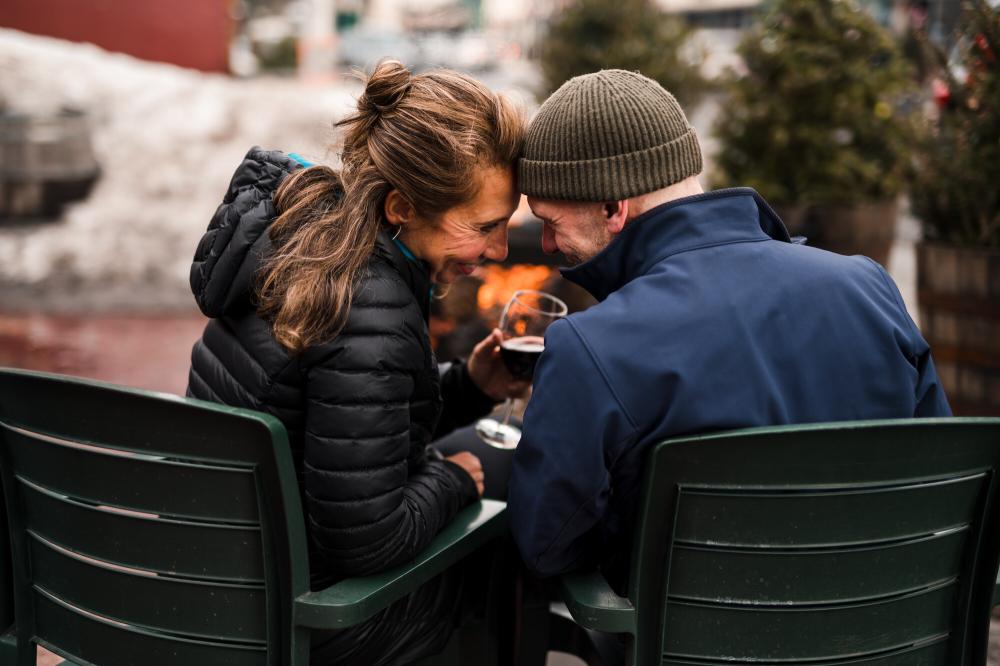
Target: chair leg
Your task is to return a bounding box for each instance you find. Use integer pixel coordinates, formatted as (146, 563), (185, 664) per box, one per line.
(508, 567), (549, 666)
(516, 588), (623, 666)
(0, 633), (15, 666)
(410, 543), (513, 666)
(547, 606), (609, 666)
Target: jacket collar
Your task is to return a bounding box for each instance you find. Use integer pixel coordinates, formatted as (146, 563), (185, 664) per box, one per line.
(373, 228), (433, 320)
(561, 188), (792, 301)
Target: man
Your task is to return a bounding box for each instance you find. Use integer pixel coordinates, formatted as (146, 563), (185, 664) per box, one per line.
(507, 69), (950, 592)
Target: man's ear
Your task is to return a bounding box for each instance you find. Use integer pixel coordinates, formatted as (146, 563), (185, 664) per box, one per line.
(603, 200), (629, 234)
(384, 190), (415, 227)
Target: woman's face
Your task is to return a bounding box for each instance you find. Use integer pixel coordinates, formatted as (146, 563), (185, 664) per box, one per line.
(398, 165), (518, 284)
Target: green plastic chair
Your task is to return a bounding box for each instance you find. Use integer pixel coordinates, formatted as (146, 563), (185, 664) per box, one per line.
(556, 418), (1000, 665)
(0, 368), (507, 666)
(0, 479), (12, 662)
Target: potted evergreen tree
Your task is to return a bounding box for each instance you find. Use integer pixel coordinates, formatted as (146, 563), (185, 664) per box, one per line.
(910, 0), (999, 415)
(711, 0), (916, 266)
(538, 0), (704, 106)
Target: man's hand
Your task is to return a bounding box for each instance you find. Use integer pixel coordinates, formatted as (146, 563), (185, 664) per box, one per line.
(467, 328), (532, 401)
(445, 451), (484, 497)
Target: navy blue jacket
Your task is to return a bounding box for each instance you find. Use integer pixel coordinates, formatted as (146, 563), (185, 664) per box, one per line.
(508, 188), (950, 588)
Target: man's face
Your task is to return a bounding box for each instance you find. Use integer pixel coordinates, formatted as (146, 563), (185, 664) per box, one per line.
(527, 198), (613, 266)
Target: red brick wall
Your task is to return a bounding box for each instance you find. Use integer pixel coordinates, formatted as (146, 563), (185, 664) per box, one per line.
(0, 0), (232, 73)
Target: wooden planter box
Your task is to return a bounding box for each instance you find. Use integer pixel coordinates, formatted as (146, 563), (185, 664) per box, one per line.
(917, 242), (1000, 416)
(0, 110), (100, 221)
(773, 201), (897, 267)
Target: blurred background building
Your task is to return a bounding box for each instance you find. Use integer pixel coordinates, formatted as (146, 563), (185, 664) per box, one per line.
(0, 0), (965, 76)
(0, 0), (232, 72)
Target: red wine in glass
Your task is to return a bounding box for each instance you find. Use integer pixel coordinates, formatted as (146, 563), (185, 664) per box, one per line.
(475, 290), (567, 449)
(499, 335), (545, 380)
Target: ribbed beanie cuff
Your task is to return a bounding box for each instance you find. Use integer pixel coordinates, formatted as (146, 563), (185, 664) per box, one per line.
(519, 69), (703, 201)
(520, 128), (702, 201)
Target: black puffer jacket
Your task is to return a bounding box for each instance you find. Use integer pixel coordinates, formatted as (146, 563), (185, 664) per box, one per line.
(187, 147), (494, 586)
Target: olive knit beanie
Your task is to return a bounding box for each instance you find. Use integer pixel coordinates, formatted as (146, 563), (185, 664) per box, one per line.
(519, 69), (703, 201)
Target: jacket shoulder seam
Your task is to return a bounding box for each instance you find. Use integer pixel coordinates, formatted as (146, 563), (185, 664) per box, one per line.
(863, 256), (922, 367)
(864, 257), (909, 318)
(658, 236), (769, 264)
(562, 318), (639, 432)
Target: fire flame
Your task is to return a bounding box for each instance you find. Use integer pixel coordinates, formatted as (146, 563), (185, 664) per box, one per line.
(476, 265), (555, 313)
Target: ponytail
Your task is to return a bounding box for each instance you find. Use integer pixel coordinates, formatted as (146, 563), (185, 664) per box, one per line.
(258, 59), (525, 354)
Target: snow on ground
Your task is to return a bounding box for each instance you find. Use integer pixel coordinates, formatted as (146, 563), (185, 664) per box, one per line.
(0, 29), (358, 311)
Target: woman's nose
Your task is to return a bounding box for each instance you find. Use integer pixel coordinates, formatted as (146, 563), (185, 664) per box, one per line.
(485, 226), (509, 262)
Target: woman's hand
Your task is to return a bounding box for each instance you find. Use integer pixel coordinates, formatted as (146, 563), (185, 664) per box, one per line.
(445, 451), (484, 497)
(467, 328), (531, 401)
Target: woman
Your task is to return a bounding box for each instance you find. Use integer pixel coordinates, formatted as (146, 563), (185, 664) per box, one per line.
(186, 60), (526, 664)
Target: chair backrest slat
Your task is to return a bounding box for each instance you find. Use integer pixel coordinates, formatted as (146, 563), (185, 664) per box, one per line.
(0, 369), (310, 666)
(627, 419), (1000, 666)
(662, 581), (955, 662)
(16, 473), (265, 581)
(669, 525), (968, 605)
(674, 473), (985, 547)
(6, 425), (260, 523)
(660, 636), (950, 665)
(34, 588), (267, 666)
(30, 531), (266, 643)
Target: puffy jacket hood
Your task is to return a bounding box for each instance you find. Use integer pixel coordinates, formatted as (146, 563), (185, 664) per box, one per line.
(190, 147), (304, 318)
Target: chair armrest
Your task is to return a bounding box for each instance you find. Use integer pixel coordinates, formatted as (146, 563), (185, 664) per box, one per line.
(294, 499), (506, 629)
(558, 571), (636, 634)
(0, 632), (16, 660)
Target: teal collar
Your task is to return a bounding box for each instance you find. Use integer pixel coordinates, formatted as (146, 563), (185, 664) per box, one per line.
(392, 236), (418, 263)
(391, 236), (433, 297)
(287, 152), (314, 168)
(374, 230), (434, 318)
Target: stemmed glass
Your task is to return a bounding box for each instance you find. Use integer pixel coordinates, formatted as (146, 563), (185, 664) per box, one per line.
(474, 289), (568, 449)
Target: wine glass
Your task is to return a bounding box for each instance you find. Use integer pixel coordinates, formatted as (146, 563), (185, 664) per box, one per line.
(475, 289), (568, 449)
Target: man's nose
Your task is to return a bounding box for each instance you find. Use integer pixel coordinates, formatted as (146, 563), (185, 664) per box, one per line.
(541, 223), (558, 255)
(485, 226), (509, 262)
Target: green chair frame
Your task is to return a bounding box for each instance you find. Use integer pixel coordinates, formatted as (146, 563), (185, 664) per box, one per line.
(0, 368), (506, 665)
(557, 419), (1000, 665)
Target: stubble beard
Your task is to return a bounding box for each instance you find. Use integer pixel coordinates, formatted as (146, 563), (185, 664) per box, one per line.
(564, 221), (613, 266)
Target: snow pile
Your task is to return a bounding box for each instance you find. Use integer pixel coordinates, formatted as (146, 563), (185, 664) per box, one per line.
(0, 29), (358, 311)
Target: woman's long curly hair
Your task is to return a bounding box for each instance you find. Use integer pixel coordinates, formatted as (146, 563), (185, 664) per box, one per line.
(257, 60), (525, 354)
